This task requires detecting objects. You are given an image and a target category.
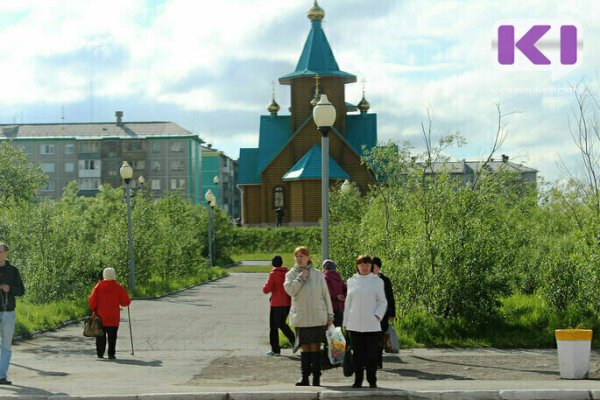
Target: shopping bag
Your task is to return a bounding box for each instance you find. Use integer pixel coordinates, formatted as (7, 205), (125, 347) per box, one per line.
(83, 316), (104, 337)
(384, 325), (400, 353)
(325, 326), (346, 365)
(342, 348), (354, 377)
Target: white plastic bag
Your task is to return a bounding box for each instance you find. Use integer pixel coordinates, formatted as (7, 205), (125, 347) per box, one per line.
(385, 325), (400, 353)
(326, 326), (346, 365)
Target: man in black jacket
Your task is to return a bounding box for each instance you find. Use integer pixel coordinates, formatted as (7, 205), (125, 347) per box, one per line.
(372, 257), (395, 369)
(0, 242), (25, 385)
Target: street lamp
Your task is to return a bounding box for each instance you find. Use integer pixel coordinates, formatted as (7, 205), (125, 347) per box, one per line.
(119, 161), (136, 293)
(205, 189), (215, 267)
(341, 179), (352, 194)
(210, 197), (217, 266)
(313, 93), (336, 260)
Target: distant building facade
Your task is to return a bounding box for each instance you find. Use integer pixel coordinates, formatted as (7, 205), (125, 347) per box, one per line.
(0, 111), (205, 203)
(202, 145), (240, 219)
(418, 155), (538, 184)
(238, 2), (377, 226)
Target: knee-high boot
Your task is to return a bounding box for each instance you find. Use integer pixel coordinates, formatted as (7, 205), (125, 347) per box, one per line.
(366, 366), (377, 388)
(295, 352), (311, 386)
(310, 351), (321, 386)
(352, 369), (364, 388)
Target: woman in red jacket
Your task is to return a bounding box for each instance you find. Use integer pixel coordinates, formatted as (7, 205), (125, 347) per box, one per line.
(88, 268), (131, 359)
(262, 255), (295, 356)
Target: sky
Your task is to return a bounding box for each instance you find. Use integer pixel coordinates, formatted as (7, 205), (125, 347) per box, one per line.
(0, 0), (597, 183)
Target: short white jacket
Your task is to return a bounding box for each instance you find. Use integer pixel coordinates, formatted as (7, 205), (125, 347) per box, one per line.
(343, 273), (387, 332)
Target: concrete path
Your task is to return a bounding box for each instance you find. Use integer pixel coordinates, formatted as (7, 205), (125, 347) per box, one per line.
(1, 273), (599, 399)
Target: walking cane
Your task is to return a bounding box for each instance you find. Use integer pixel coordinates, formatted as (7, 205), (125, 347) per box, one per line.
(127, 305), (134, 356)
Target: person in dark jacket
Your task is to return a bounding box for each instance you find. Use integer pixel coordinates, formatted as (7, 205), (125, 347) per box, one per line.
(0, 242), (25, 385)
(322, 260), (346, 327)
(262, 255), (295, 356)
(88, 267), (131, 360)
(372, 257), (396, 369)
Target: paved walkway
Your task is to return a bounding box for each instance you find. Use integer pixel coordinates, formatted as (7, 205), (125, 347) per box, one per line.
(1, 273), (599, 399)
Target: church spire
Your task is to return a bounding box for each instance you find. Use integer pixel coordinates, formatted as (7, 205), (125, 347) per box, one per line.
(357, 78), (370, 113)
(307, 0), (324, 21)
(279, 0), (355, 84)
(267, 81), (280, 115)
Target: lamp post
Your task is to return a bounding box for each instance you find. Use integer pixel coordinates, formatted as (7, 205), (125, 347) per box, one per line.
(205, 189), (215, 267)
(210, 197), (217, 266)
(313, 94), (336, 260)
(119, 161), (136, 293)
(341, 179), (352, 194)
(138, 175), (145, 195)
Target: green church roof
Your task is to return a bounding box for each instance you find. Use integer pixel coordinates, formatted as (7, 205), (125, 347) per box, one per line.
(345, 113), (377, 156)
(257, 115), (291, 174)
(238, 148), (260, 184)
(282, 144), (350, 181)
(279, 20), (356, 84)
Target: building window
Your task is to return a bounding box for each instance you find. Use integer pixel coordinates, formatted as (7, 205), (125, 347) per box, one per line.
(152, 161), (161, 171)
(78, 178), (101, 190)
(170, 141), (183, 152)
(64, 162), (75, 173)
(171, 160), (184, 171)
(151, 142), (161, 153)
(127, 141), (143, 152)
(274, 186), (284, 208)
(78, 142), (99, 153)
(42, 163), (55, 173)
(41, 181), (56, 191)
(65, 144), (75, 154)
(131, 160), (145, 170)
(170, 179), (185, 190)
(151, 179), (161, 190)
(40, 144), (55, 155)
(79, 160), (98, 170)
(20, 143), (33, 155)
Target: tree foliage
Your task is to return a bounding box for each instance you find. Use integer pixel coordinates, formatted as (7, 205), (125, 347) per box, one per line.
(0, 141), (47, 208)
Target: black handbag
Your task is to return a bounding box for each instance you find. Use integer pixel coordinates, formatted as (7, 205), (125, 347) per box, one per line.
(342, 348), (354, 377)
(83, 315), (104, 337)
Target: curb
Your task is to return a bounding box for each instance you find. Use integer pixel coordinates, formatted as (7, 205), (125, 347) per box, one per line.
(2, 389), (598, 400)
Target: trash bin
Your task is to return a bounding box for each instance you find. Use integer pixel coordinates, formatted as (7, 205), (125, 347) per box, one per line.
(555, 329), (592, 379)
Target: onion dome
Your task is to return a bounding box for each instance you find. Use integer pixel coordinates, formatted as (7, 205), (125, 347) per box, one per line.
(268, 97), (280, 114)
(357, 95), (370, 113)
(307, 0), (324, 21)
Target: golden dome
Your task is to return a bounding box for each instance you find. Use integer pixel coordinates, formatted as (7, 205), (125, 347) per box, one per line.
(357, 95), (370, 112)
(307, 0), (324, 21)
(268, 98), (280, 114)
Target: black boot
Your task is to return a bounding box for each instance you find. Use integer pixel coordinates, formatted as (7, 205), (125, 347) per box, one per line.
(352, 369), (364, 388)
(295, 352), (311, 386)
(311, 352), (321, 386)
(367, 367), (377, 388)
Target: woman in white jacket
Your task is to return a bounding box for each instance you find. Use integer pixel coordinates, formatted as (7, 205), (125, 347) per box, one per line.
(284, 246), (333, 387)
(343, 255), (387, 388)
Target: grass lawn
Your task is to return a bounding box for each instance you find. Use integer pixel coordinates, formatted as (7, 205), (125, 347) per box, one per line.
(232, 252), (323, 268)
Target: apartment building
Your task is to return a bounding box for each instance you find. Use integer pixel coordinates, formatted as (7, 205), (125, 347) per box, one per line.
(0, 112), (205, 203)
(201, 145), (240, 219)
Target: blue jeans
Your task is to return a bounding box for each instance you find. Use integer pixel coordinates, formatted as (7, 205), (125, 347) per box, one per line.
(0, 311), (16, 380)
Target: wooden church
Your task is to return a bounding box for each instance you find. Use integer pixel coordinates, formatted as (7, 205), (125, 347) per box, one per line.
(238, 1), (377, 226)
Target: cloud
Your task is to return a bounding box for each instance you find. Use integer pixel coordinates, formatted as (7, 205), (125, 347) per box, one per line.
(0, 0), (598, 182)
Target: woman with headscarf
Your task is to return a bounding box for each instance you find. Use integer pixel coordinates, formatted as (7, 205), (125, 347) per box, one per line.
(88, 268), (131, 360)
